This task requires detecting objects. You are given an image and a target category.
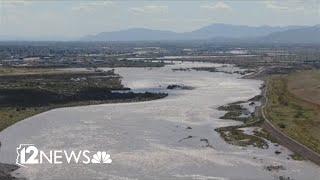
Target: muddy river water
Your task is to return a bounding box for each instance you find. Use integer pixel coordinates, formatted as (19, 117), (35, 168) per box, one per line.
(0, 62), (319, 180)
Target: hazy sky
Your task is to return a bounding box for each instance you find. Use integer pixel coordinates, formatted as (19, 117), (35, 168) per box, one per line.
(0, 0), (319, 39)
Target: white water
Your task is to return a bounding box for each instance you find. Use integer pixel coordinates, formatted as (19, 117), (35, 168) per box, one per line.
(0, 62), (319, 180)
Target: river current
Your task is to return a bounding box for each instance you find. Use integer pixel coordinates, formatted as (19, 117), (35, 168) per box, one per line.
(0, 62), (319, 180)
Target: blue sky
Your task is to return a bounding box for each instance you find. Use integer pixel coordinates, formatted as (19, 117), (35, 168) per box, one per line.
(0, 0), (319, 39)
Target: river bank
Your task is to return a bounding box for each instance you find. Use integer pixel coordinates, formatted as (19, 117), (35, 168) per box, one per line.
(1, 62), (319, 179)
(0, 68), (168, 179)
(0, 68), (170, 131)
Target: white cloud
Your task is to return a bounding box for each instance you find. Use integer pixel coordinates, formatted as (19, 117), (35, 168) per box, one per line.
(130, 5), (168, 14)
(264, 1), (305, 12)
(72, 1), (114, 12)
(201, 2), (232, 11)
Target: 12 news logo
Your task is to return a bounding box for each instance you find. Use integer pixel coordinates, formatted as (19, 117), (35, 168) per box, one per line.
(16, 144), (112, 167)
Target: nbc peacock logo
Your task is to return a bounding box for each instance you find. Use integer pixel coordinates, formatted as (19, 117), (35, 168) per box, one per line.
(91, 151), (112, 164)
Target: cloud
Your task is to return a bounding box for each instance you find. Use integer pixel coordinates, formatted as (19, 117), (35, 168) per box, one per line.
(201, 1), (232, 11)
(130, 5), (168, 14)
(72, 1), (114, 12)
(159, 18), (215, 24)
(264, 1), (305, 12)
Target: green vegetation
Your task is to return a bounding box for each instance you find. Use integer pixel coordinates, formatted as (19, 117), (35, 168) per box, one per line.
(218, 104), (251, 122)
(0, 93), (167, 132)
(72, 59), (166, 68)
(0, 68), (167, 131)
(265, 71), (320, 154)
(172, 68), (191, 71)
(216, 127), (268, 148)
(191, 67), (218, 72)
(166, 84), (194, 90)
(289, 153), (304, 161)
(0, 69), (124, 93)
(253, 128), (277, 143)
(0, 67), (59, 75)
(0, 107), (48, 132)
(215, 101), (275, 149)
(217, 104), (244, 111)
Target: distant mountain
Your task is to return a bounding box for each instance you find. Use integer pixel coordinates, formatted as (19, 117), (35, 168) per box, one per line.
(3, 23), (318, 43)
(82, 28), (181, 41)
(188, 23), (303, 39)
(262, 25), (320, 43)
(81, 24), (305, 41)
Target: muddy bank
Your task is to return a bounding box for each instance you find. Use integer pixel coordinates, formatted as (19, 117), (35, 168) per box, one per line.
(215, 91), (306, 165)
(215, 95), (276, 149)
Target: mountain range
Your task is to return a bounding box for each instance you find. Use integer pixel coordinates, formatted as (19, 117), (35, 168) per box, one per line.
(81, 24), (320, 43)
(262, 25), (320, 43)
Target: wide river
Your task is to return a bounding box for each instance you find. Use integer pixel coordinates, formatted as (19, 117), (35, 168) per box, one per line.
(0, 62), (319, 180)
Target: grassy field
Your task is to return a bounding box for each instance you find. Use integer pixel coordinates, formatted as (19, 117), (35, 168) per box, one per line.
(0, 107), (47, 132)
(0, 67), (70, 76)
(287, 70), (320, 105)
(265, 70), (320, 154)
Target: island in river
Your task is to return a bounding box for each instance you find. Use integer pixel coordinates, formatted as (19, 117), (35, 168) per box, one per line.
(0, 62), (319, 180)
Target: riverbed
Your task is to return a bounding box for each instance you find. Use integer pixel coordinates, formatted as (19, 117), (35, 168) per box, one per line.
(0, 62), (319, 180)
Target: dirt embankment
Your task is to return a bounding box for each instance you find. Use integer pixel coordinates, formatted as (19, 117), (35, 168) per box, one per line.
(261, 74), (320, 166)
(242, 68), (320, 165)
(262, 121), (320, 166)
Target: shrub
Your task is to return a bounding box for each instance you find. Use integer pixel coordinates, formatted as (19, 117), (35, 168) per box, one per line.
(278, 123), (286, 129)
